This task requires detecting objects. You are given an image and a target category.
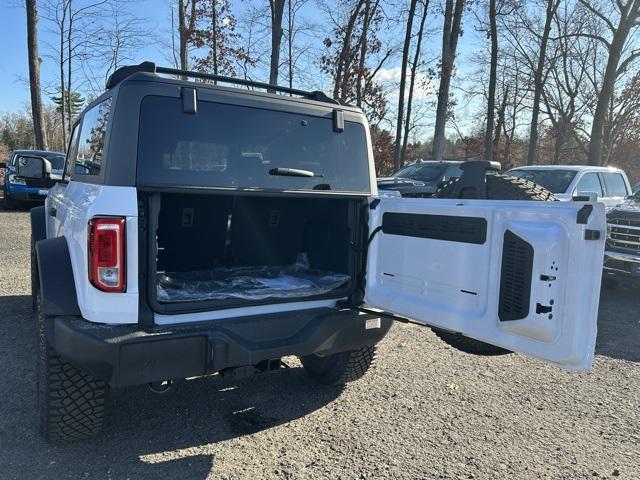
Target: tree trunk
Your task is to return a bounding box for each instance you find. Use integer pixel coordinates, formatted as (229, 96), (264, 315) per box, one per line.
(401, 0), (429, 165)
(493, 86), (508, 161)
(587, 3), (639, 166)
(178, 0), (188, 71)
(394, 0), (418, 170)
(356, 0), (374, 107)
(525, 0), (559, 166)
(67, 0), (73, 133)
(26, 0), (47, 150)
(59, 2), (67, 146)
(211, 0), (218, 77)
(269, 0), (286, 89)
(287, 0), (293, 88)
(333, 0), (365, 100)
(432, 0), (465, 161)
(484, 0), (497, 162)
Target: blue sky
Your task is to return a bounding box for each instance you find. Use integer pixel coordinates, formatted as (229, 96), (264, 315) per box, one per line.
(0, 0), (167, 112)
(0, 1), (485, 136)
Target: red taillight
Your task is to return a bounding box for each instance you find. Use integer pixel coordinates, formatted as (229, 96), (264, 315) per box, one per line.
(88, 217), (126, 292)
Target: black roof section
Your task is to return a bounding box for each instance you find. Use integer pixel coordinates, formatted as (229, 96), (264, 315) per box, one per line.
(106, 61), (340, 105)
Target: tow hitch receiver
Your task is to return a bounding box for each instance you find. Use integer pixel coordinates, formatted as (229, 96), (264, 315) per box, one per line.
(219, 359), (285, 381)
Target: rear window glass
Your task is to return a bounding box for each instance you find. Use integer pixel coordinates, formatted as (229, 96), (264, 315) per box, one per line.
(507, 169), (577, 194)
(137, 96), (370, 193)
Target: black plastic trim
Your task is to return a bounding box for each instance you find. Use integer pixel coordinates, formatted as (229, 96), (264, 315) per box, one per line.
(381, 212), (487, 244)
(30, 205), (46, 243)
(35, 236), (81, 316)
(498, 230), (534, 322)
(577, 204), (593, 224)
(49, 308), (391, 388)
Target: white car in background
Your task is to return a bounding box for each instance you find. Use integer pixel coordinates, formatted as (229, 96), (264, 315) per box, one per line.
(506, 165), (632, 208)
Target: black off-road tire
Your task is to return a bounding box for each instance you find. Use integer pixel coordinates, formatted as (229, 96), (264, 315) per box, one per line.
(37, 294), (109, 441)
(300, 345), (377, 385)
(431, 174), (556, 357)
(436, 174), (556, 202)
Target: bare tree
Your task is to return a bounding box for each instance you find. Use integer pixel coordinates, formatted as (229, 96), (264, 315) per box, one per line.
(541, 2), (590, 163)
(268, 0), (285, 87)
(432, 0), (465, 161)
(483, 0), (497, 161)
(394, 0), (418, 170)
(26, 0), (48, 150)
(178, 0), (198, 71)
(524, 0), (560, 165)
(320, 0), (390, 122)
(284, 0), (312, 89)
(577, 0), (640, 165)
(401, 0), (430, 164)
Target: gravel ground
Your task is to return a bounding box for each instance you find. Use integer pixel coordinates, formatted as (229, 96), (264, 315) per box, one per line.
(0, 203), (638, 480)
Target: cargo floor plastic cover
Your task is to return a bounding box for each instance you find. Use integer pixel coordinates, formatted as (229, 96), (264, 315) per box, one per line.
(157, 253), (350, 303)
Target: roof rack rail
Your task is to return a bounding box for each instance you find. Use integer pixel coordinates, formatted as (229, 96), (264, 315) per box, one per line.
(105, 61), (340, 105)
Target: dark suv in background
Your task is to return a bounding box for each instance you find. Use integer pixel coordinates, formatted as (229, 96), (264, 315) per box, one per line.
(377, 160), (501, 197)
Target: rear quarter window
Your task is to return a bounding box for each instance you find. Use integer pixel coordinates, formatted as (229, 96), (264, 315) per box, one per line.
(75, 97), (112, 177)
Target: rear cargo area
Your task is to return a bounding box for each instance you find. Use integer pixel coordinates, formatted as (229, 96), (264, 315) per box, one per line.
(149, 193), (364, 309)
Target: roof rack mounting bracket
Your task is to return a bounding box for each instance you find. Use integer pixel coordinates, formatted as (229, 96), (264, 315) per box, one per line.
(182, 87), (197, 114)
(333, 109), (344, 132)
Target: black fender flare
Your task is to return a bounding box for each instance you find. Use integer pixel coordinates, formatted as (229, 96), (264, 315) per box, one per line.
(35, 236), (81, 316)
(30, 205), (46, 243)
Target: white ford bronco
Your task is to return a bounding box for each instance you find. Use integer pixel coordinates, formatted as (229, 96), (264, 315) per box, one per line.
(28, 62), (606, 442)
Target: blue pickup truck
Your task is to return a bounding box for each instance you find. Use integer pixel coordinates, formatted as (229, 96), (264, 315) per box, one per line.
(2, 149), (65, 209)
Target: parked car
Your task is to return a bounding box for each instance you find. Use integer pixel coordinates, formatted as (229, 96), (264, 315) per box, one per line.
(31, 61), (605, 441)
(1, 149), (65, 209)
(377, 160), (501, 197)
(505, 165), (632, 208)
(603, 190), (640, 286)
(632, 181), (640, 194)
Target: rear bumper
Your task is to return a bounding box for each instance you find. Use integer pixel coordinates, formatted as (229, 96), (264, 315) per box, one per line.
(47, 307), (391, 388)
(603, 249), (640, 281)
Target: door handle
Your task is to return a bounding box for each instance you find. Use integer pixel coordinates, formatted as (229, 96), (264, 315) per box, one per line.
(47, 207), (57, 217)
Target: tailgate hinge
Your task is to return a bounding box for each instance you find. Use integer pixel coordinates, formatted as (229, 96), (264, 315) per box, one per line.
(356, 306), (413, 325)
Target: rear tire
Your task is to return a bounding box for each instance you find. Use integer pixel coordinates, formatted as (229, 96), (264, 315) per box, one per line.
(431, 174), (555, 356)
(300, 345), (376, 385)
(37, 294), (109, 442)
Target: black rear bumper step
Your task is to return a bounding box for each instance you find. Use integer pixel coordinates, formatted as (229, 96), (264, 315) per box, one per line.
(47, 307), (391, 388)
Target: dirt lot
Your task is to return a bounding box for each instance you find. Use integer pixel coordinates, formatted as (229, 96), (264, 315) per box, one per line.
(0, 203), (638, 480)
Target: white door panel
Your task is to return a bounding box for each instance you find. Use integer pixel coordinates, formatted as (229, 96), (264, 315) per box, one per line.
(365, 197), (605, 371)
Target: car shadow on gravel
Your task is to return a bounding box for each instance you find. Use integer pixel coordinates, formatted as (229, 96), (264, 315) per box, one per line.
(596, 285), (640, 363)
(0, 294), (343, 479)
